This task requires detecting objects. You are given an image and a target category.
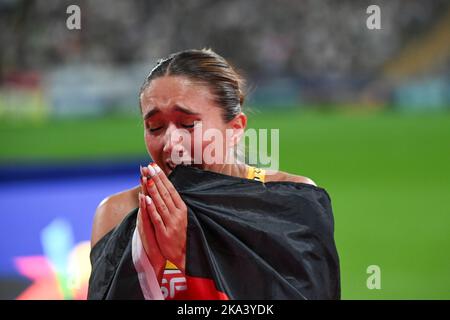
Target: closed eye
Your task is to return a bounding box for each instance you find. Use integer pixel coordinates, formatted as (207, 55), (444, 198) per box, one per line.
(149, 126), (163, 132)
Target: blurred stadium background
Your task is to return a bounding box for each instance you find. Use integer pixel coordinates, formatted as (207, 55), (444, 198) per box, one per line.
(0, 0), (449, 299)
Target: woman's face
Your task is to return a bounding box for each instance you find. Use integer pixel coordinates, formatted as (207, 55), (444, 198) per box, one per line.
(140, 75), (244, 176)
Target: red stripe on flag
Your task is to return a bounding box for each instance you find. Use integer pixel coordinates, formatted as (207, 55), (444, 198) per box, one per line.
(179, 275), (229, 300)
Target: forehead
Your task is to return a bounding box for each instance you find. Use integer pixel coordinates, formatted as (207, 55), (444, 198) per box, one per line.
(140, 76), (217, 114)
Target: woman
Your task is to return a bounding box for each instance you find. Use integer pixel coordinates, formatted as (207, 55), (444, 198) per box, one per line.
(88, 49), (339, 300)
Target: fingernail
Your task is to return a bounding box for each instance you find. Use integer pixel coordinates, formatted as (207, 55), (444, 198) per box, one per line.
(145, 195), (152, 205)
(147, 165), (156, 176)
(142, 166), (149, 177)
(150, 162), (162, 174)
(140, 165), (144, 176)
(147, 178), (155, 187)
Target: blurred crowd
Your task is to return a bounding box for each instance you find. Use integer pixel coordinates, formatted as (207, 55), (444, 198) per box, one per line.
(0, 0), (449, 116)
(1, 0), (448, 77)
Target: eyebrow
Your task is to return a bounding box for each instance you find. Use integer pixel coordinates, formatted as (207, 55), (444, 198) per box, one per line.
(144, 104), (200, 120)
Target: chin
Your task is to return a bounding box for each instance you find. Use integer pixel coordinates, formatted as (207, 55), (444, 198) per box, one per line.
(162, 164), (173, 176)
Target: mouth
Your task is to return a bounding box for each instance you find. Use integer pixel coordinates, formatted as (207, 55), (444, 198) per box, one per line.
(166, 160), (177, 171)
(165, 159), (201, 173)
(165, 159), (191, 172)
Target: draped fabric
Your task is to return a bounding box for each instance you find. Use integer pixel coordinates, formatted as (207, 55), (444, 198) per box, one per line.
(88, 165), (340, 300)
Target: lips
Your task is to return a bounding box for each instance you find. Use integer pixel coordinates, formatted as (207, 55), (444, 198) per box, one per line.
(165, 159), (197, 172)
(166, 161), (176, 171)
(164, 159), (203, 174)
(165, 159), (188, 172)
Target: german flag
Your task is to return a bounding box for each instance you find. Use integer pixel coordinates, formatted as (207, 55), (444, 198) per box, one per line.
(88, 165), (340, 300)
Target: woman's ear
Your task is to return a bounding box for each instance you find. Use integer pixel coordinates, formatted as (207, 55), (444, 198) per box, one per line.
(228, 112), (247, 147)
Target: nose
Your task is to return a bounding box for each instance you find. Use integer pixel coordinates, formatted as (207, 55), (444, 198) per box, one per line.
(162, 123), (186, 162)
(162, 123), (178, 153)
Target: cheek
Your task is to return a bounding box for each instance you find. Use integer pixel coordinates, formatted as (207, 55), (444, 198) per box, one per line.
(189, 137), (214, 155)
(190, 122), (230, 161)
(144, 133), (163, 161)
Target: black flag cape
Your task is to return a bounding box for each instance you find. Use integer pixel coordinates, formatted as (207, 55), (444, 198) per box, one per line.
(88, 165), (340, 300)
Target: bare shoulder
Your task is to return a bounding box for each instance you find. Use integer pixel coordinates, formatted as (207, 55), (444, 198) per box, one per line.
(264, 170), (317, 186)
(90, 186), (140, 248)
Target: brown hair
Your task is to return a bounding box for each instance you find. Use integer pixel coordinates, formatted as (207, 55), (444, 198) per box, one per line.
(139, 48), (245, 122)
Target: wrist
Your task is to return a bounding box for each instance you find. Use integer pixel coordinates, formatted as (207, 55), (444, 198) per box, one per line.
(172, 255), (186, 274)
(149, 256), (166, 285)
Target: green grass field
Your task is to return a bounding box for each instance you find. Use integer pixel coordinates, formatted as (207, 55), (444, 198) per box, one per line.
(1, 109), (450, 299)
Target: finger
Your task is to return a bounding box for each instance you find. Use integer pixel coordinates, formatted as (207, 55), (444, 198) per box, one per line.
(141, 165), (150, 178)
(137, 193), (143, 230)
(137, 193), (147, 237)
(138, 192), (148, 227)
(147, 163), (178, 211)
(138, 194), (160, 258)
(140, 174), (146, 195)
(145, 195), (167, 238)
(140, 165), (152, 196)
(146, 177), (174, 227)
(146, 165), (176, 222)
(150, 162), (185, 210)
(141, 195), (159, 240)
(141, 175), (151, 196)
